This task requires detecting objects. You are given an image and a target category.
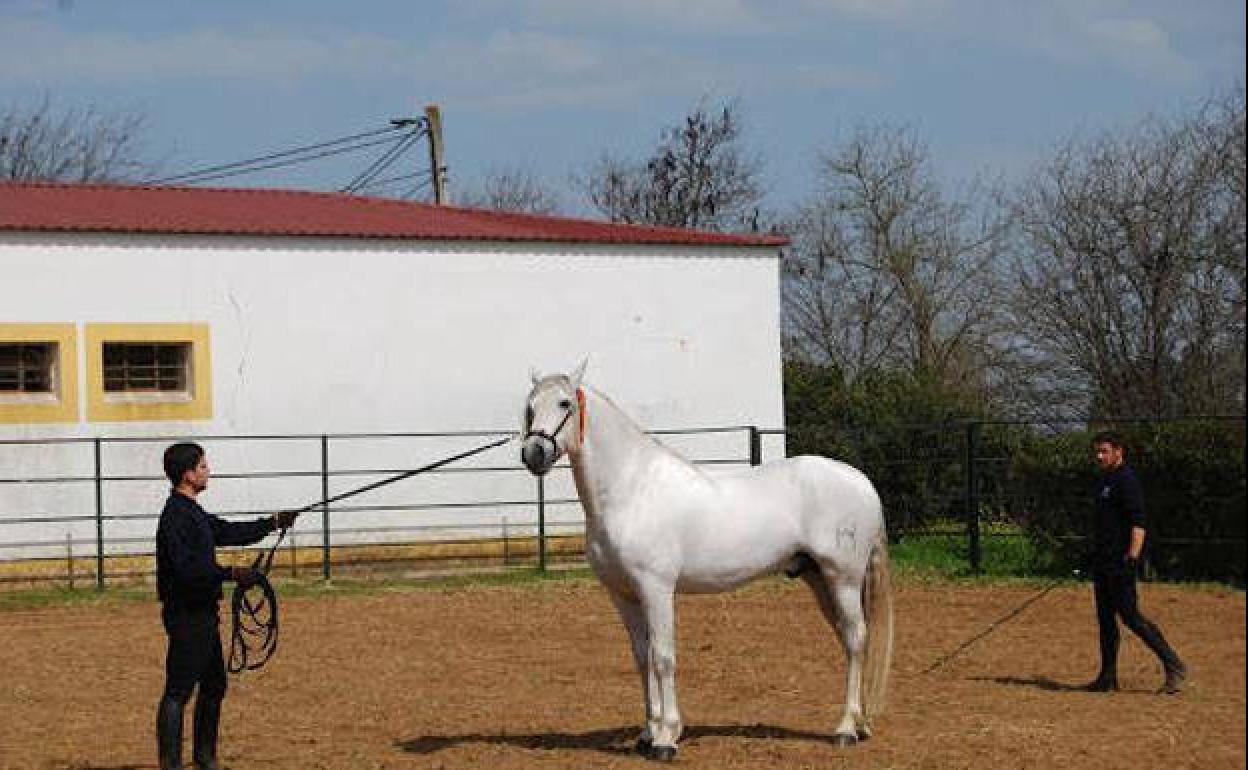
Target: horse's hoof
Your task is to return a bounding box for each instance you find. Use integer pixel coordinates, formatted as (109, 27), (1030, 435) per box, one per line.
(855, 728), (872, 742)
(648, 744), (677, 762)
(634, 737), (653, 756)
(831, 732), (858, 747)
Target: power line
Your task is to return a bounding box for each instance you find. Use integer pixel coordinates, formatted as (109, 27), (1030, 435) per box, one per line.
(340, 128), (425, 194)
(153, 134), (409, 186)
(147, 124), (410, 186)
(402, 177), (432, 200)
(353, 169), (433, 196)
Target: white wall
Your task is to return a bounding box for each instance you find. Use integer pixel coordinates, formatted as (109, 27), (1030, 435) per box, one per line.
(0, 233), (785, 559)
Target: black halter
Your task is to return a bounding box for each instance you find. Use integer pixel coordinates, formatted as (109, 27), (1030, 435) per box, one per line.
(524, 401), (576, 452)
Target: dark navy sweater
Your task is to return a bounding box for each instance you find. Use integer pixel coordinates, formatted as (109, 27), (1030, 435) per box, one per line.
(1091, 465), (1146, 573)
(156, 492), (274, 607)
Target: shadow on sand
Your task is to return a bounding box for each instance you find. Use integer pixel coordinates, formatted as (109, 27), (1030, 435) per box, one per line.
(973, 675), (1154, 695)
(971, 675), (1086, 692)
(396, 722), (837, 757)
(53, 765), (154, 770)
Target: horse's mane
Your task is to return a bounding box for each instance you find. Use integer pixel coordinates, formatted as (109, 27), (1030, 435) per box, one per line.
(584, 385), (704, 473)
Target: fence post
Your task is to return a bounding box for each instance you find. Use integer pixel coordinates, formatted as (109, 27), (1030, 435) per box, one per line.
(749, 426), (762, 466)
(537, 475), (547, 572)
(320, 435), (331, 580)
(965, 422), (981, 574)
(94, 438), (105, 591)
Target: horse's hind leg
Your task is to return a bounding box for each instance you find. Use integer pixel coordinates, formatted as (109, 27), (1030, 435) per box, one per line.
(608, 591), (660, 754)
(801, 569), (869, 745)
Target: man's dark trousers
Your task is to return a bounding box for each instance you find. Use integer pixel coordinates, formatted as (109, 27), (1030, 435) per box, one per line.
(1092, 566), (1181, 681)
(156, 604), (226, 770)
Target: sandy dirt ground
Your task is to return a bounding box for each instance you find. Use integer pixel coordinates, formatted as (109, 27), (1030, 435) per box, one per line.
(0, 577), (1243, 769)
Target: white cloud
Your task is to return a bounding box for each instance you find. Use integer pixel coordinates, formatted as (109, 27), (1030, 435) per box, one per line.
(459, 0), (767, 36)
(0, 16), (875, 114)
(793, 0), (947, 23)
(1084, 17), (1196, 82)
(0, 19), (410, 84)
(482, 29), (601, 74)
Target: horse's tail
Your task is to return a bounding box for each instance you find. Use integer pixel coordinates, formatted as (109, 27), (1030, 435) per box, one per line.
(861, 533), (894, 721)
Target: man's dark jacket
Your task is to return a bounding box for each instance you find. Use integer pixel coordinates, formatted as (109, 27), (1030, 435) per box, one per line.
(156, 492), (274, 608)
(1090, 464), (1146, 575)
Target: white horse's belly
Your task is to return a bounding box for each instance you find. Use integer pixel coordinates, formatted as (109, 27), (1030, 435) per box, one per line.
(670, 470), (806, 593)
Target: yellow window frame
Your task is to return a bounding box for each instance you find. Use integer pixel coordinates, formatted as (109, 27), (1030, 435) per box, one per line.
(86, 323), (213, 422)
(0, 323), (79, 423)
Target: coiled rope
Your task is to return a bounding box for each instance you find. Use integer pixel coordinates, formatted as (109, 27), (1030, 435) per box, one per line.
(227, 433), (515, 674)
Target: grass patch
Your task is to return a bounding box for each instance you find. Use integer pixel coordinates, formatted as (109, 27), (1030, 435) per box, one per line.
(278, 564), (596, 599)
(0, 565), (597, 612)
(0, 584), (152, 612)
(891, 519), (1072, 581)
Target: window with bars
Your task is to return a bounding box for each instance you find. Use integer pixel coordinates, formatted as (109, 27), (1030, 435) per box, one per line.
(102, 342), (191, 394)
(0, 342), (57, 394)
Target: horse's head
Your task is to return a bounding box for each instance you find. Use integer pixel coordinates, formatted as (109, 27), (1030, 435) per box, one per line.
(521, 359), (587, 476)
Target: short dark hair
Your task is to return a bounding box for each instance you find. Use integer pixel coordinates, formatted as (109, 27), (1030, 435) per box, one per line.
(1092, 431), (1125, 450)
(163, 442), (204, 486)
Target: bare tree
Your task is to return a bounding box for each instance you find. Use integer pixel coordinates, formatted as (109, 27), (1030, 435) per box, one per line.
(783, 124), (1011, 397)
(1, 95), (157, 182)
(455, 166), (561, 215)
(1008, 87), (1245, 417)
(579, 97), (764, 231)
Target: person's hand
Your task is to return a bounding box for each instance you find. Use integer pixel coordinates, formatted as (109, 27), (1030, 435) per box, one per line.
(231, 565), (260, 588)
(273, 510), (299, 530)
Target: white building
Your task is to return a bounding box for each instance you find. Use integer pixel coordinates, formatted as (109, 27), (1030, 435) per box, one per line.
(0, 182), (787, 562)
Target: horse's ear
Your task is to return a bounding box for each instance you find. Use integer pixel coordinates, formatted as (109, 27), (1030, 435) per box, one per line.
(569, 357), (588, 390)
(529, 366), (541, 385)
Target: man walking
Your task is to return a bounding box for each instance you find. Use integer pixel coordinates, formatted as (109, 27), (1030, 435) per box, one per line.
(155, 442), (298, 770)
(1083, 431), (1186, 694)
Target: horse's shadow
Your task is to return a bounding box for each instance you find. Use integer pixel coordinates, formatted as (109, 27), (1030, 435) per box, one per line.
(396, 723), (836, 757)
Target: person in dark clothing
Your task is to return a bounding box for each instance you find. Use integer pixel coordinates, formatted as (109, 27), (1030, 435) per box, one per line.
(1083, 431), (1186, 695)
(155, 442), (298, 770)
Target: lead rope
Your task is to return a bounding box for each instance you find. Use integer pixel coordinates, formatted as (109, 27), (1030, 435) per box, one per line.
(226, 433), (516, 674)
(226, 526), (286, 674)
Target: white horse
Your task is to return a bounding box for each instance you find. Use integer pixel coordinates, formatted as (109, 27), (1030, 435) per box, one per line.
(520, 362), (894, 761)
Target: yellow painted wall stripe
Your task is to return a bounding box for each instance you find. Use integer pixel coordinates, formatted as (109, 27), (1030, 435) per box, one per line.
(85, 323), (213, 422)
(0, 323), (79, 424)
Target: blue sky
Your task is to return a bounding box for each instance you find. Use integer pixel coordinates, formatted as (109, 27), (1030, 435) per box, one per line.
(1, 0), (1243, 214)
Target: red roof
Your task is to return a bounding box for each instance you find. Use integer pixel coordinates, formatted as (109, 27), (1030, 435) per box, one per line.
(0, 182), (787, 248)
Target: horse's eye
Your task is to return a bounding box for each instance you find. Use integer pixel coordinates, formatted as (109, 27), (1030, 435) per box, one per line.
(558, 398), (572, 410)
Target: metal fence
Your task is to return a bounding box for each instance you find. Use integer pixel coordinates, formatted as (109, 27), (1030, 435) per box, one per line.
(3, 416), (1244, 589)
(788, 415), (1246, 582)
(0, 426), (784, 589)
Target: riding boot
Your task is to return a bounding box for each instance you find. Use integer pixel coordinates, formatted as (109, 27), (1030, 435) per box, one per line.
(1161, 658), (1188, 694)
(157, 695), (186, 770)
(192, 695), (223, 770)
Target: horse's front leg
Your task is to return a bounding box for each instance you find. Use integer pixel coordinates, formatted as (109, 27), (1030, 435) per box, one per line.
(608, 591), (660, 755)
(638, 583), (681, 761)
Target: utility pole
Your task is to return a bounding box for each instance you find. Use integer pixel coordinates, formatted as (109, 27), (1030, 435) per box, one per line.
(424, 104), (447, 204)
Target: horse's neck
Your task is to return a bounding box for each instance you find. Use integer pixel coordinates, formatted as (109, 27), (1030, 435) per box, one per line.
(568, 388), (654, 518)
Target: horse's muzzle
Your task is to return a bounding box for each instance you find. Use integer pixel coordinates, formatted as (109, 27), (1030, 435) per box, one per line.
(521, 435), (557, 476)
